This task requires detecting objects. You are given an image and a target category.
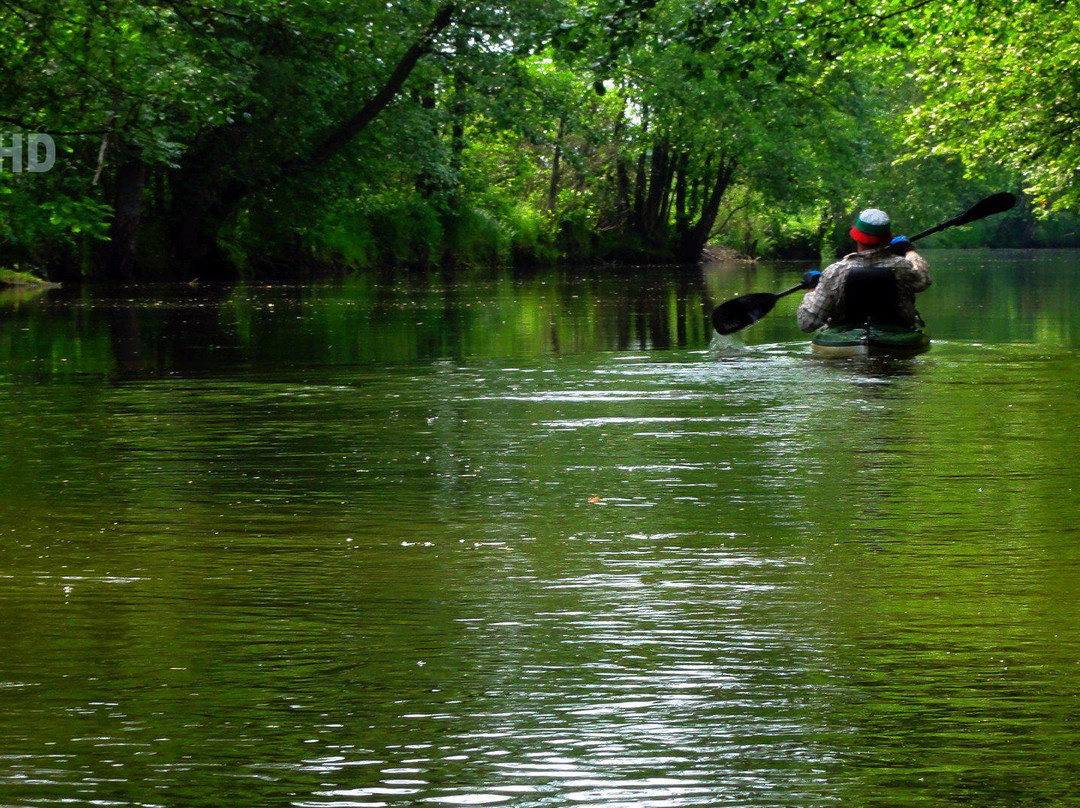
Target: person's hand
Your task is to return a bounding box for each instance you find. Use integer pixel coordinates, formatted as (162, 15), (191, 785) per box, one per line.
(890, 236), (914, 256)
(802, 270), (822, 290)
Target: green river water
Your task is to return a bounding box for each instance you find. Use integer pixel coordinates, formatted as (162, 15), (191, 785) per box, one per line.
(1, 249), (1078, 806)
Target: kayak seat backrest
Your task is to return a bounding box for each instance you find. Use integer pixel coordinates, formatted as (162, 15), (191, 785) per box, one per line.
(840, 265), (905, 327)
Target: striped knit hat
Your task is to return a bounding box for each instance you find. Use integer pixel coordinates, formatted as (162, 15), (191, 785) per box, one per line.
(850, 208), (892, 245)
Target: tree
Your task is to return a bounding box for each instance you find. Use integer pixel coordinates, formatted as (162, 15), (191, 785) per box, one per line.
(5, 0), (1066, 278)
(902, 0), (1080, 211)
(539, 0), (885, 261)
(0, 0), (462, 278)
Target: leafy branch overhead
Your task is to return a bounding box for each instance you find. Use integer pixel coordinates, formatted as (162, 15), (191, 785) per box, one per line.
(0, 0), (1075, 279)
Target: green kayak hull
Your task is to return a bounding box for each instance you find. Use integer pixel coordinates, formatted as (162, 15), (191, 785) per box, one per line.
(811, 324), (930, 357)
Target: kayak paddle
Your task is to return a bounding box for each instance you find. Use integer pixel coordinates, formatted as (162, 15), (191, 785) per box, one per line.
(710, 192), (1018, 335)
(908, 192), (1017, 241)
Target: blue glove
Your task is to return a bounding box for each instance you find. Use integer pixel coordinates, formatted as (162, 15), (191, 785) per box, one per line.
(890, 235), (914, 256)
(802, 270), (821, 289)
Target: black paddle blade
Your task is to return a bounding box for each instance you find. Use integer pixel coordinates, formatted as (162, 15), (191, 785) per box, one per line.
(956, 192), (1017, 226)
(711, 292), (778, 335)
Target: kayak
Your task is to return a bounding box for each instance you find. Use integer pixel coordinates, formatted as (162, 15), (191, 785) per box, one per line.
(811, 323), (930, 357)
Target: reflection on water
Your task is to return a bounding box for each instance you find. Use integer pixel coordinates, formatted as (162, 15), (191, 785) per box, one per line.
(1, 251), (1079, 806)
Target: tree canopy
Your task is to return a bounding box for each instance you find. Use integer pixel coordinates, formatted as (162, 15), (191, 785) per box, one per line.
(903, 0), (1080, 211)
(0, 0), (1078, 280)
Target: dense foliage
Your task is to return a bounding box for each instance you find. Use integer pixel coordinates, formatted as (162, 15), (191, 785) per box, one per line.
(0, 0), (1077, 280)
(904, 0), (1080, 212)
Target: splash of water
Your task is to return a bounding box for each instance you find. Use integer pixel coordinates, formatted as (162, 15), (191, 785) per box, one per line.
(707, 331), (748, 359)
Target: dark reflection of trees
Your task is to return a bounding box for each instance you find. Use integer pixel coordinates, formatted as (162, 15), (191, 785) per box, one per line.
(1, 253), (1078, 376)
(570, 264), (707, 352)
(103, 283), (243, 380)
(0, 265), (741, 374)
(432, 265), (467, 362)
(384, 264), (711, 359)
(106, 304), (145, 375)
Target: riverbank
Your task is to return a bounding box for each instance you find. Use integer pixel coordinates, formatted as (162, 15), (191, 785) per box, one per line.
(0, 268), (60, 288)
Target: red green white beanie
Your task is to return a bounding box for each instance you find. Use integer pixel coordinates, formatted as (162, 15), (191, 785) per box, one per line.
(850, 208), (892, 245)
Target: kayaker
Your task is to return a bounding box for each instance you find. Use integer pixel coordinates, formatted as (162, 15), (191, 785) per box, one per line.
(797, 208), (931, 332)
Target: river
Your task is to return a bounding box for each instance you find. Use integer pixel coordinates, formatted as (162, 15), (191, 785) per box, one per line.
(1, 249), (1078, 805)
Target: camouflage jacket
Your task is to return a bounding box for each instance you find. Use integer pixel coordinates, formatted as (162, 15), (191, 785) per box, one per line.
(797, 249), (931, 333)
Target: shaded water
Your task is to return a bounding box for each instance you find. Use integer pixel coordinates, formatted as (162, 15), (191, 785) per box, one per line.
(1, 250), (1079, 805)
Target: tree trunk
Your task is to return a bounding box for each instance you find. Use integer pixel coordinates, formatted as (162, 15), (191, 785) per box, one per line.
(285, 3), (456, 176)
(171, 179), (249, 279)
(441, 28), (469, 214)
(631, 150), (647, 231)
(546, 116), (565, 214)
(630, 109), (650, 231)
(693, 155), (736, 242)
(97, 145), (146, 281)
(674, 152), (689, 231)
(641, 138), (669, 240)
(688, 152), (710, 227)
(612, 104), (633, 229)
(678, 154), (736, 262)
(657, 151), (678, 227)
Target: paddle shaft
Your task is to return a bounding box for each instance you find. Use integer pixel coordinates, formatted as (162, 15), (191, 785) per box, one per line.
(909, 222), (949, 242)
(773, 283), (807, 301)
(877, 213), (978, 250)
(909, 192), (1016, 242)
